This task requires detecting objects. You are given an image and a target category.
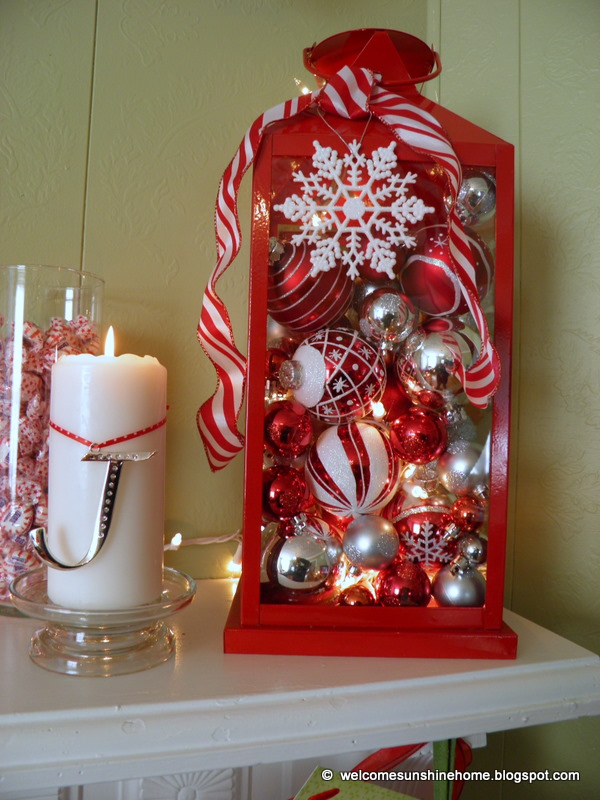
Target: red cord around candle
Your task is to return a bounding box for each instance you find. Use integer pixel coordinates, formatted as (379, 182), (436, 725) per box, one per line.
(49, 416), (167, 450)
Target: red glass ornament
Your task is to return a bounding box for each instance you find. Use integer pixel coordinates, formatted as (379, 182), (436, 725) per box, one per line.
(376, 560), (431, 607)
(267, 241), (353, 334)
(389, 407), (448, 464)
(262, 466), (312, 520)
(398, 223), (493, 317)
(264, 400), (313, 459)
(280, 328), (386, 424)
(388, 492), (455, 570)
(376, 371), (413, 421)
(339, 583), (376, 606)
(451, 495), (485, 533)
(358, 247), (407, 282)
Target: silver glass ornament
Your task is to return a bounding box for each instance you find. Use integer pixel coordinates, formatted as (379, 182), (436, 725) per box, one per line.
(456, 170), (496, 227)
(396, 326), (479, 407)
(267, 531), (335, 591)
(458, 533), (488, 565)
(432, 562), (486, 606)
(342, 514), (399, 570)
(359, 288), (417, 352)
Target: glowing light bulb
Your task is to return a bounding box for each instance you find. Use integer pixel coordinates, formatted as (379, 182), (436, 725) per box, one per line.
(371, 400), (386, 420)
(294, 77), (311, 95)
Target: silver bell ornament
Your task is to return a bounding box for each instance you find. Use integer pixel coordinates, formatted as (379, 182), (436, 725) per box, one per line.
(432, 561), (486, 607)
(342, 515), (399, 570)
(358, 287), (418, 353)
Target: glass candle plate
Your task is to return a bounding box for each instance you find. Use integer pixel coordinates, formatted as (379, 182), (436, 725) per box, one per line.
(10, 566), (196, 677)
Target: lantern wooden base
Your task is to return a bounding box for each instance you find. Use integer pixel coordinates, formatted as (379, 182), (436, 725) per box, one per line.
(224, 584), (518, 660)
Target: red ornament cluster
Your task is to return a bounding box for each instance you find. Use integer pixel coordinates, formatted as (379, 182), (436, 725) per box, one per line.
(261, 167), (495, 607)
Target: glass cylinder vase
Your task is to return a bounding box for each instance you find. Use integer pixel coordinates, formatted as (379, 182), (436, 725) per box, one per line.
(0, 265), (103, 608)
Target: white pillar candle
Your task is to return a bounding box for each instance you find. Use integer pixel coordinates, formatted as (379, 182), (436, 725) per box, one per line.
(46, 337), (167, 610)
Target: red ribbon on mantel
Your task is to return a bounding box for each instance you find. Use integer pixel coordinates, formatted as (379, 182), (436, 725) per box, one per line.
(197, 65), (500, 472)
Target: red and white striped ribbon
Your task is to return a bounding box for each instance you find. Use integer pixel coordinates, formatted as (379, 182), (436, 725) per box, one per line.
(197, 64), (500, 471)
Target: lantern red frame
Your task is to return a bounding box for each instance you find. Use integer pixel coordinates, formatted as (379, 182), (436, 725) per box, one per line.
(223, 33), (517, 659)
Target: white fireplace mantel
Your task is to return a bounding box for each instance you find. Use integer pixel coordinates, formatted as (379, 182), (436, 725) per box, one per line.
(0, 578), (598, 797)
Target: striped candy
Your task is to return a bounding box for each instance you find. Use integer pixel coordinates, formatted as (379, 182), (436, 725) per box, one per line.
(306, 421), (399, 517)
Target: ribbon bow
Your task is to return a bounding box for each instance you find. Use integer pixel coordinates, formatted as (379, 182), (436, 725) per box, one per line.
(197, 65), (500, 471)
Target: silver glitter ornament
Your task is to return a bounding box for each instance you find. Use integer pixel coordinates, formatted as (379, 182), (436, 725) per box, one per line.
(437, 440), (487, 496)
(343, 515), (399, 570)
(432, 562), (486, 606)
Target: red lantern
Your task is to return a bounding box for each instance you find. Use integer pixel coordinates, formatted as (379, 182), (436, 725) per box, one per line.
(198, 29), (516, 659)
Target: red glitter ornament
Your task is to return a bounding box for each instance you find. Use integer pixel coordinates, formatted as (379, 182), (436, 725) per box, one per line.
(389, 407), (448, 464)
(262, 466), (312, 520)
(264, 400), (313, 459)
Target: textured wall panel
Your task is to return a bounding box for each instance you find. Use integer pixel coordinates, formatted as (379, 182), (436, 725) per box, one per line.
(0, 0), (97, 267)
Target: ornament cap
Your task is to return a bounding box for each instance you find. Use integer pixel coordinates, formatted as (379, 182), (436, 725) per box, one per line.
(278, 359), (304, 391)
(442, 522), (462, 543)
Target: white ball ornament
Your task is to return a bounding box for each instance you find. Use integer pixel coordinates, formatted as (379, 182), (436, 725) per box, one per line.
(306, 421), (399, 517)
(279, 328), (386, 424)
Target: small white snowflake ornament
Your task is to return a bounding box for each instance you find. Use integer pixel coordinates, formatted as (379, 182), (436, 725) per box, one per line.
(274, 139), (435, 280)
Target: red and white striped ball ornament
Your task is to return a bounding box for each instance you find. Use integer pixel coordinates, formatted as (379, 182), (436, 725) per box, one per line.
(267, 241), (353, 335)
(306, 421), (399, 517)
(279, 328), (386, 424)
(398, 224), (494, 317)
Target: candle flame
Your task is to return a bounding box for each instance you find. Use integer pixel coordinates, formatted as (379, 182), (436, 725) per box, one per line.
(104, 326), (115, 357)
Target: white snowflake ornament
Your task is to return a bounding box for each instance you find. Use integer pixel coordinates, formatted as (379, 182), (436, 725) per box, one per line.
(274, 139), (435, 280)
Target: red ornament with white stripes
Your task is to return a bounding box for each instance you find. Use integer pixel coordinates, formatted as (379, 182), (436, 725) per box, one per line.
(268, 241), (353, 335)
(305, 420), (399, 517)
(398, 224), (494, 317)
